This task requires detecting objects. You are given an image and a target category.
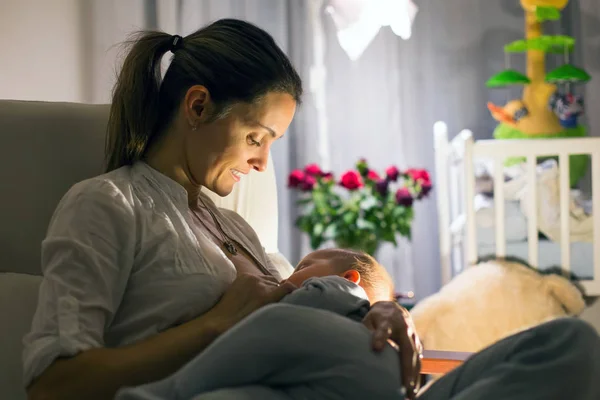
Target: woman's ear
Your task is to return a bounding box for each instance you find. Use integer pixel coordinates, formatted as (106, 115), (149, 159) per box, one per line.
(342, 269), (361, 284)
(184, 85), (211, 125)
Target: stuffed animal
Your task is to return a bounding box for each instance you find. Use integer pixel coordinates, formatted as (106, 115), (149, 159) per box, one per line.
(410, 258), (586, 353)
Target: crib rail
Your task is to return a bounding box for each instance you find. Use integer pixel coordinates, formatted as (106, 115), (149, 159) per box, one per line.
(434, 121), (600, 295)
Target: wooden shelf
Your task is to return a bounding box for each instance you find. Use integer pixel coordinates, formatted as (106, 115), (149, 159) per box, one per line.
(421, 350), (472, 375)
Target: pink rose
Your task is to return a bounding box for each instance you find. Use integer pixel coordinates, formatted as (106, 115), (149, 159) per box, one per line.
(302, 175), (317, 191)
(395, 187), (413, 207)
(385, 166), (400, 182)
(304, 163), (322, 176)
(405, 168), (430, 183)
(339, 170), (364, 190)
(366, 170), (381, 181)
(288, 169), (306, 188)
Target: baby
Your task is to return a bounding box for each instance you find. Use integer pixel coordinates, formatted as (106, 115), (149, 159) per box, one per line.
(285, 247), (395, 304)
(116, 249), (402, 400)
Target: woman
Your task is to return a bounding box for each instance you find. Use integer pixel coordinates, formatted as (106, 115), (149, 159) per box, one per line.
(23, 19), (422, 400)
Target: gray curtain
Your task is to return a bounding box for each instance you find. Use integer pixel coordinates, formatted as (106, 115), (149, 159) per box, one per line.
(82, 0), (600, 300)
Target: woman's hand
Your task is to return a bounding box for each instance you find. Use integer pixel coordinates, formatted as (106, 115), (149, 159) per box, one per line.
(363, 301), (423, 399)
(207, 273), (297, 333)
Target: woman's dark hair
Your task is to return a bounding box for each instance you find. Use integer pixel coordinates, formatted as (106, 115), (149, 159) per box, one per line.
(105, 18), (303, 172)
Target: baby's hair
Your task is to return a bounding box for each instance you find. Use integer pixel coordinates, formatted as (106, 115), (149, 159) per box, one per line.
(326, 248), (395, 303)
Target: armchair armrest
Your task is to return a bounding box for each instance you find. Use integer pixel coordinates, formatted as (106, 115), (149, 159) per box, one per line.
(421, 350), (472, 375)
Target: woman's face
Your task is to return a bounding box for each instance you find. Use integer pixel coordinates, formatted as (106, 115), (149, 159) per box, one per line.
(184, 91), (296, 197)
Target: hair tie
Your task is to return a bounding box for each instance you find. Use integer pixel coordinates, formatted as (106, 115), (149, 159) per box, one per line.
(170, 35), (184, 53)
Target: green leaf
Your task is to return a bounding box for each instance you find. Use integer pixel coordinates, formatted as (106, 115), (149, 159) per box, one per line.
(536, 6), (560, 22)
(323, 223), (337, 239)
(504, 35), (574, 54)
(295, 215), (312, 233)
(310, 235), (324, 250)
(313, 223), (325, 237)
(359, 196), (378, 211)
(342, 211), (356, 225)
(392, 206), (407, 219)
(486, 69), (531, 88)
(296, 197), (313, 205)
(356, 218), (376, 231)
(381, 230), (397, 245)
(545, 64), (591, 83)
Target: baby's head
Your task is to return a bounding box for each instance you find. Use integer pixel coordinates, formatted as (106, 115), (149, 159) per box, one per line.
(286, 248), (394, 304)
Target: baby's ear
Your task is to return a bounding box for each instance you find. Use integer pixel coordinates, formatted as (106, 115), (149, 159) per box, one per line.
(342, 269), (361, 284)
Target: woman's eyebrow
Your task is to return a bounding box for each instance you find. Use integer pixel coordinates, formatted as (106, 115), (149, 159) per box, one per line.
(247, 118), (280, 138)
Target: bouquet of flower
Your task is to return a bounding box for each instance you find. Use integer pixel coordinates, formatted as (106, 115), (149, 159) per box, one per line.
(288, 159), (432, 255)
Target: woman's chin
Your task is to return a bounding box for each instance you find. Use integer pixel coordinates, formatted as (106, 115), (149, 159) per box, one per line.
(211, 182), (235, 197)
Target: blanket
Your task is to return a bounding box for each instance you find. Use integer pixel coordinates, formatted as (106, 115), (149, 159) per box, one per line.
(474, 158), (594, 244)
(115, 276), (402, 400)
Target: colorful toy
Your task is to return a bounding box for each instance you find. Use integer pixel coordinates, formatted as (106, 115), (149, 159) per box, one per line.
(486, 0), (591, 186)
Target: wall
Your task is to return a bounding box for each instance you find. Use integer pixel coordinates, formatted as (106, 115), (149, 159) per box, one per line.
(0, 0), (83, 102)
(0, 0), (146, 103)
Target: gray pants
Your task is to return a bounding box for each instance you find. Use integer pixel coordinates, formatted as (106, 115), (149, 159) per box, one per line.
(420, 317), (600, 400)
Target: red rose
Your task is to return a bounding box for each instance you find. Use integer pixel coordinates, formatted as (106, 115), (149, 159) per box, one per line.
(385, 166), (400, 182)
(302, 175), (317, 191)
(395, 187), (413, 207)
(339, 170), (364, 190)
(405, 168), (430, 183)
(366, 170), (381, 181)
(418, 181), (432, 199)
(304, 163), (322, 176)
(288, 169), (306, 188)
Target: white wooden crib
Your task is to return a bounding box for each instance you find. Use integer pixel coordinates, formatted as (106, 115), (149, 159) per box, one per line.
(433, 121), (600, 296)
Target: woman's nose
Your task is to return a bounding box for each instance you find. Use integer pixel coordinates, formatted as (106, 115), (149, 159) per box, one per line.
(250, 147), (269, 172)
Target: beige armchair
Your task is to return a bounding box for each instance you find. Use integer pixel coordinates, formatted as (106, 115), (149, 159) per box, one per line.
(0, 100), (292, 400)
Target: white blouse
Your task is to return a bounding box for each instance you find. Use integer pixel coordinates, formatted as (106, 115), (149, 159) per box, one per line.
(22, 162), (283, 387)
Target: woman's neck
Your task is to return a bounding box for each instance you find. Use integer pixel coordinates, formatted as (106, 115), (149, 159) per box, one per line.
(145, 144), (201, 206)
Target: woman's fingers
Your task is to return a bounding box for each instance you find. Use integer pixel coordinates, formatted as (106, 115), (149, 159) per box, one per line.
(372, 320), (392, 351)
(398, 328), (420, 399)
(364, 302), (421, 399)
(265, 280), (297, 303)
(395, 313), (422, 399)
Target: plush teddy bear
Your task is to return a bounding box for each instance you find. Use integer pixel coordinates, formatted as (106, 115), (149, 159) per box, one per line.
(410, 258), (587, 353)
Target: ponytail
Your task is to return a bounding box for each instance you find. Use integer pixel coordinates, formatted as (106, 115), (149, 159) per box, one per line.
(104, 31), (171, 172)
(104, 20), (303, 173)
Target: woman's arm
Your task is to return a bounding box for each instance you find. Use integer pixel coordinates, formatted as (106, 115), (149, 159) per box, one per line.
(27, 308), (225, 400)
(27, 273), (295, 400)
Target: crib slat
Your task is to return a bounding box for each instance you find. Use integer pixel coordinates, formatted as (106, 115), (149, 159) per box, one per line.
(526, 156), (539, 268)
(559, 153), (571, 272)
(592, 152), (600, 290)
(434, 122), (452, 285)
(494, 157), (506, 257)
(463, 132), (477, 266)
